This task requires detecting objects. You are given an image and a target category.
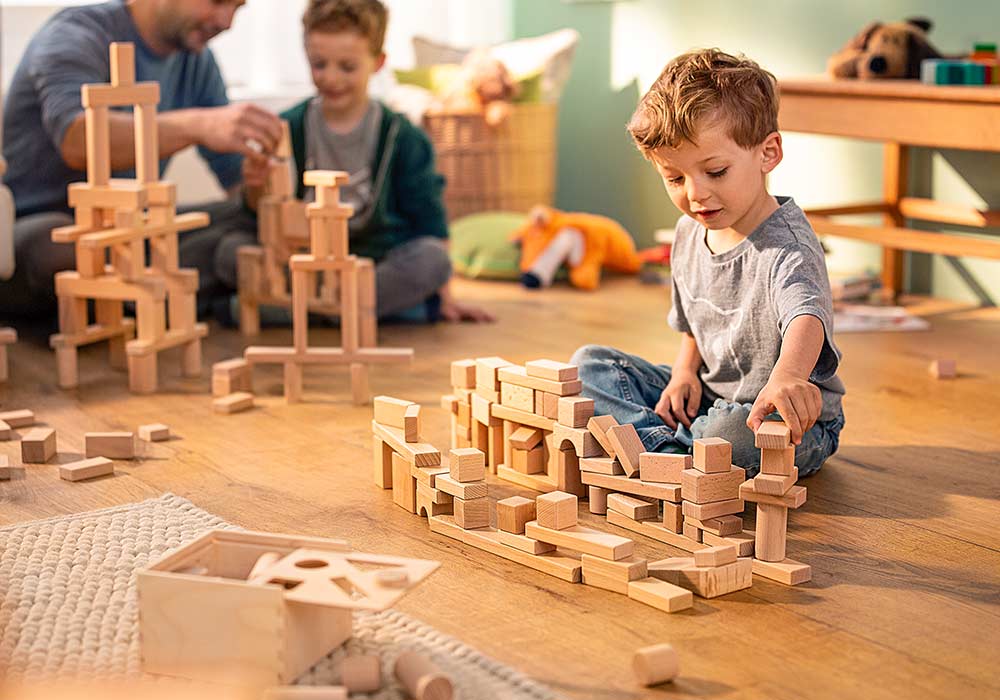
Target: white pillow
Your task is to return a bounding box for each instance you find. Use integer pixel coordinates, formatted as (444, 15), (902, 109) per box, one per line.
(412, 28), (579, 102)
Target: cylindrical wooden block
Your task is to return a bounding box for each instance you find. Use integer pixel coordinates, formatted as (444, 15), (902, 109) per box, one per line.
(755, 503), (788, 562)
(588, 485), (608, 514)
(341, 654), (381, 693)
(633, 643), (679, 686)
(394, 651), (453, 700)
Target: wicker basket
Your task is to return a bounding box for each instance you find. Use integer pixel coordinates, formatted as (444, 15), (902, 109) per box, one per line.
(424, 102), (558, 221)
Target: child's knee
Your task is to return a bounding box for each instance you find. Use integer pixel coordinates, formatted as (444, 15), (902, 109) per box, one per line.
(570, 344), (619, 367)
(691, 399), (759, 470)
(410, 237), (452, 290)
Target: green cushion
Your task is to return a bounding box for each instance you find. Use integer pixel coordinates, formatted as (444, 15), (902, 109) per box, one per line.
(448, 212), (524, 280)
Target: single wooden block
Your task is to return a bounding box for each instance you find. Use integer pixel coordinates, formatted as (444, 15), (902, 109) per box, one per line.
(391, 452), (417, 513)
(60, 456), (114, 482)
(633, 643), (680, 686)
(454, 496), (490, 530)
(662, 501), (683, 532)
(449, 447), (485, 482)
(755, 421), (791, 450)
(693, 544), (738, 568)
(511, 445), (544, 474)
(402, 404), (421, 443)
(579, 456), (624, 475)
(754, 502), (788, 562)
(682, 521), (702, 543)
(394, 651), (453, 700)
(587, 414), (619, 457)
(475, 356), (513, 395)
(752, 557), (812, 585)
(525, 520), (635, 561)
(84, 431), (134, 459)
(536, 491), (578, 530)
(588, 486), (609, 515)
(138, 423), (170, 442)
(680, 466), (746, 504)
(416, 483), (453, 519)
(0, 409), (34, 428)
(500, 381), (535, 412)
(0, 420), (11, 441)
(525, 359), (578, 382)
(21, 427), (56, 463)
(497, 365), (582, 396)
(450, 359), (477, 389)
(341, 655), (381, 693)
(109, 42), (136, 85)
(471, 393), (497, 426)
(497, 529), (556, 555)
(605, 424), (644, 477)
(607, 493), (658, 521)
(509, 426), (542, 450)
(739, 481), (807, 509)
(627, 579), (693, 614)
(929, 358), (957, 379)
(686, 514), (743, 537)
(373, 395), (415, 429)
(753, 467), (799, 496)
(649, 556), (753, 598)
(542, 392), (560, 419)
(580, 470), (682, 503)
(760, 446), (795, 476)
(557, 396), (594, 429)
(582, 554), (647, 594)
(0, 455), (12, 480)
(682, 498), (745, 520)
(702, 530), (755, 558)
(639, 452), (690, 483)
(434, 473), (487, 500)
(692, 437), (732, 473)
(496, 496), (535, 534)
(213, 392), (254, 415)
(211, 358), (251, 397)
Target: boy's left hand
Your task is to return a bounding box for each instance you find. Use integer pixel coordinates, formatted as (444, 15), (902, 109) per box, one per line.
(746, 369), (822, 445)
(440, 299), (496, 323)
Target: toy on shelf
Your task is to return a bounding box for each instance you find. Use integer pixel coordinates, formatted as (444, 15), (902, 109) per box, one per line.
(49, 42), (208, 393)
(827, 17), (944, 80)
(510, 206), (642, 290)
(222, 170), (412, 405)
(921, 42), (1000, 85)
(137, 529), (439, 686)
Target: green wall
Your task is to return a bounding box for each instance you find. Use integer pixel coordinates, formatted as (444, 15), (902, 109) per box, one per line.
(513, 0), (1000, 303)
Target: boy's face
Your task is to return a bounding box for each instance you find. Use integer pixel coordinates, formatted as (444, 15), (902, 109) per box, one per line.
(305, 30), (386, 115)
(650, 115), (782, 233)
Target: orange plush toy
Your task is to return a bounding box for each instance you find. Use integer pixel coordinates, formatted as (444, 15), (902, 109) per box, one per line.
(510, 205), (642, 290)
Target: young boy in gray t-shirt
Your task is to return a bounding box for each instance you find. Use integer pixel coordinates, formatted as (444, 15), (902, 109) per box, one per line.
(572, 49), (845, 475)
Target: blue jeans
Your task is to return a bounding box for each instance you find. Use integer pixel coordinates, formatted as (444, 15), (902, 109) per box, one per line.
(570, 345), (845, 477)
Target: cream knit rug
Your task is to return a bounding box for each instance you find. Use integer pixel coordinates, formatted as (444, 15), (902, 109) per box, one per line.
(0, 494), (558, 698)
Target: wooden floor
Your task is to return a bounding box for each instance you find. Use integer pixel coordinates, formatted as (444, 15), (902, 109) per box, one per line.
(1, 277), (998, 700)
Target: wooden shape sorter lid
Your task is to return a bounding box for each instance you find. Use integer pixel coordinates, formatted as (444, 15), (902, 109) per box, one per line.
(250, 548), (439, 610)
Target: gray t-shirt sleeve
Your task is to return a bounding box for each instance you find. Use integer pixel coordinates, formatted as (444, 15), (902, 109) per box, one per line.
(770, 247), (840, 382)
(667, 218), (693, 334)
(192, 49), (242, 190)
(28, 18), (111, 153)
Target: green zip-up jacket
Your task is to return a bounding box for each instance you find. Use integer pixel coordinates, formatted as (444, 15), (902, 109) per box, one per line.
(281, 98), (448, 262)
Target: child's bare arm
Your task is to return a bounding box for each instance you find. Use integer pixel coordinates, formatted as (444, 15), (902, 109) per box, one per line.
(655, 333), (703, 429)
(747, 314), (825, 444)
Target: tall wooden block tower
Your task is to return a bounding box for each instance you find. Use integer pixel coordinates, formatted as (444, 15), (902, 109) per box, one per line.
(49, 42), (209, 393)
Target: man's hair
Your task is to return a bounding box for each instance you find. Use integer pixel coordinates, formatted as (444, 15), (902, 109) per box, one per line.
(302, 0), (388, 55)
(628, 48), (778, 156)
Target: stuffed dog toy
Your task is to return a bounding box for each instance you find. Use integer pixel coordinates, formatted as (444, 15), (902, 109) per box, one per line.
(827, 17), (943, 80)
(430, 49), (519, 126)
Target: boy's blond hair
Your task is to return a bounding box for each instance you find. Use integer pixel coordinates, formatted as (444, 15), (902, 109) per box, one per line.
(302, 0), (388, 55)
(628, 48), (778, 155)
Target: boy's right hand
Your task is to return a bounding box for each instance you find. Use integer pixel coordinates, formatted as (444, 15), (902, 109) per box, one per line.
(655, 368), (702, 430)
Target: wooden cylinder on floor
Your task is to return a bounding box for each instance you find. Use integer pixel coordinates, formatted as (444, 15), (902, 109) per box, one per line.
(341, 654), (381, 693)
(633, 642), (679, 686)
(394, 651), (453, 700)
(589, 485), (608, 514)
(755, 503), (788, 562)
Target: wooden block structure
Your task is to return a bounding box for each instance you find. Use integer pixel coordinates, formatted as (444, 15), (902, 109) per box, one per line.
(136, 529), (438, 686)
(0, 327), (16, 383)
(648, 550), (753, 598)
(678, 437), (746, 547)
(743, 421), (811, 586)
(233, 170), (412, 405)
(49, 43), (208, 394)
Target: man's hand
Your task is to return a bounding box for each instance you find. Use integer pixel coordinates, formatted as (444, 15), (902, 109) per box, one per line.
(440, 298), (495, 323)
(655, 368), (702, 430)
(195, 104), (283, 156)
(746, 369), (822, 445)
(242, 151), (271, 189)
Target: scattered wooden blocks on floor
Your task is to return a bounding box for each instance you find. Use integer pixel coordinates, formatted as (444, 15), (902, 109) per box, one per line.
(21, 427), (56, 463)
(929, 358), (957, 379)
(341, 655), (381, 693)
(526, 359), (578, 382)
(639, 452), (689, 483)
(213, 391), (254, 414)
(693, 544), (738, 568)
(536, 491), (577, 530)
(692, 437), (731, 473)
(449, 447), (485, 482)
(0, 409), (35, 428)
(752, 557), (812, 585)
(60, 456), (114, 482)
(557, 396), (594, 428)
(394, 651), (454, 700)
(755, 421), (791, 450)
(633, 643), (680, 686)
(627, 578), (693, 614)
(211, 358), (251, 397)
(606, 493), (658, 521)
(0, 420), (10, 441)
(85, 431), (134, 459)
(0, 455), (12, 479)
(605, 424), (644, 477)
(138, 423), (170, 442)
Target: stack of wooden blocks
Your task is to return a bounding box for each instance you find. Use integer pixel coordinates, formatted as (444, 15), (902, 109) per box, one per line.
(0, 327), (15, 383)
(211, 358), (254, 414)
(435, 447), (489, 528)
(647, 543), (753, 598)
(680, 438), (747, 546)
(372, 396), (447, 517)
(440, 359), (476, 449)
(49, 42), (208, 393)
(740, 422), (812, 585)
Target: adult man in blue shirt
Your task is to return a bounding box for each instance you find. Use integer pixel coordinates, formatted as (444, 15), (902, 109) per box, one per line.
(1, 0), (282, 315)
